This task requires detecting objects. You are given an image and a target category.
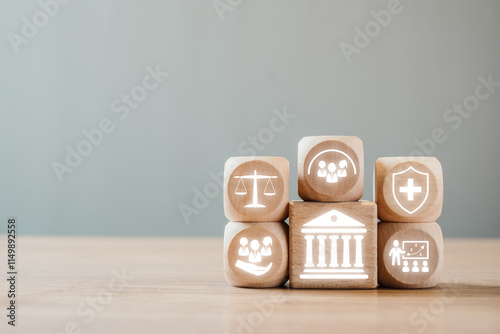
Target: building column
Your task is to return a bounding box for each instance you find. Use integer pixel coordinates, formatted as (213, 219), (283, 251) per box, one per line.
(354, 235), (364, 268)
(329, 235), (339, 267)
(317, 235), (327, 267)
(305, 235), (314, 268)
(341, 235), (352, 267)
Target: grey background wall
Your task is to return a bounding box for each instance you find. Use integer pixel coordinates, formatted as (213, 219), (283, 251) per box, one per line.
(1, 0), (499, 237)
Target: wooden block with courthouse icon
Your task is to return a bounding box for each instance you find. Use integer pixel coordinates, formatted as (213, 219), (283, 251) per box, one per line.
(298, 136), (364, 202)
(224, 222), (289, 288)
(377, 222), (444, 289)
(289, 201), (377, 289)
(224, 156), (289, 222)
(375, 157), (443, 223)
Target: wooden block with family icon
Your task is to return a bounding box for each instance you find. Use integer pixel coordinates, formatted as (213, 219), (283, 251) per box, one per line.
(223, 156), (290, 288)
(223, 222), (289, 288)
(298, 135), (364, 202)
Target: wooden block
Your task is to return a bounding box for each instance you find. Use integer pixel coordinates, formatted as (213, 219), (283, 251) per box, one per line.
(223, 221), (289, 288)
(289, 201), (377, 289)
(375, 157), (443, 222)
(298, 136), (364, 202)
(224, 156), (289, 222)
(378, 222), (444, 289)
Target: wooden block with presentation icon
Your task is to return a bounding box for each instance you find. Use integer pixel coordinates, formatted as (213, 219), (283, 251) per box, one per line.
(377, 222), (444, 289)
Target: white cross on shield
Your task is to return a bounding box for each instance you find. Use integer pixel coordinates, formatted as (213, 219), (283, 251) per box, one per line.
(392, 166), (430, 215)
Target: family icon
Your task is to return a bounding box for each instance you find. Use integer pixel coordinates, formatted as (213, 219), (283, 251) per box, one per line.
(235, 236), (274, 276)
(317, 160), (348, 183)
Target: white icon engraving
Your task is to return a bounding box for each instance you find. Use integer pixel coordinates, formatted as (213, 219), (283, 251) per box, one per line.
(392, 166), (429, 214)
(300, 210), (368, 280)
(389, 240), (430, 273)
(238, 237), (249, 256)
(400, 178), (421, 201)
(389, 240), (405, 266)
(307, 150), (357, 185)
(235, 236), (273, 276)
(234, 170), (278, 208)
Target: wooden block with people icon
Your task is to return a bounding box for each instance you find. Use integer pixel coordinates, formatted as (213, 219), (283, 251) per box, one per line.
(224, 156), (289, 222)
(298, 136), (364, 202)
(377, 222), (444, 288)
(375, 157), (443, 223)
(289, 201), (377, 289)
(223, 221), (289, 288)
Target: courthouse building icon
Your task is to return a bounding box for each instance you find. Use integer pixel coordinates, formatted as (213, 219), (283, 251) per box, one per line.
(300, 209), (368, 280)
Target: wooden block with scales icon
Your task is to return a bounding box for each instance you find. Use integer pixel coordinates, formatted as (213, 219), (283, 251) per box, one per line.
(224, 156), (289, 222)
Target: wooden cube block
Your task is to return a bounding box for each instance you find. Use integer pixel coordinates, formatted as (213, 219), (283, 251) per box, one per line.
(223, 221), (289, 288)
(224, 157), (289, 222)
(378, 222), (444, 289)
(298, 136), (364, 202)
(289, 201), (377, 289)
(375, 157), (443, 222)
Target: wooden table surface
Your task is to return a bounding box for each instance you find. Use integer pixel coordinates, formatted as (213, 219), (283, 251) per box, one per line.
(2, 237), (499, 334)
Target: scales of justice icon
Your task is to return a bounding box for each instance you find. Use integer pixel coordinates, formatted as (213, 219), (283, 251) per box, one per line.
(233, 170), (278, 208)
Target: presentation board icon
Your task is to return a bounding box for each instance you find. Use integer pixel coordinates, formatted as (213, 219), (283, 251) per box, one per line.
(389, 240), (430, 273)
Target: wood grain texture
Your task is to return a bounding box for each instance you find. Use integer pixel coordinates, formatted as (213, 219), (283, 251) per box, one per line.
(4, 237), (500, 334)
(224, 156), (289, 222)
(224, 222), (289, 288)
(375, 157), (443, 222)
(378, 222), (444, 288)
(298, 136), (364, 202)
(289, 201), (377, 289)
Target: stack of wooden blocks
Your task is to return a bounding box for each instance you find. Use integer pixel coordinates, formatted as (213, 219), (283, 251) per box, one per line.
(223, 157), (291, 287)
(223, 136), (444, 290)
(375, 157), (444, 288)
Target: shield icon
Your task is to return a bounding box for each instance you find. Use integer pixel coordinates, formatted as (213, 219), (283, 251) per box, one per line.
(392, 166), (429, 214)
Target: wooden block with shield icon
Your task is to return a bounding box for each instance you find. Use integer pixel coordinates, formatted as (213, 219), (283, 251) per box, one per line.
(223, 221), (289, 288)
(375, 157), (443, 223)
(378, 222), (444, 289)
(289, 201), (377, 289)
(224, 156), (289, 222)
(298, 136), (364, 202)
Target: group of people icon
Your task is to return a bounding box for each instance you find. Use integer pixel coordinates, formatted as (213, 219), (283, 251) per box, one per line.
(238, 236), (272, 263)
(389, 240), (430, 273)
(317, 160), (348, 183)
(402, 260), (429, 273)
